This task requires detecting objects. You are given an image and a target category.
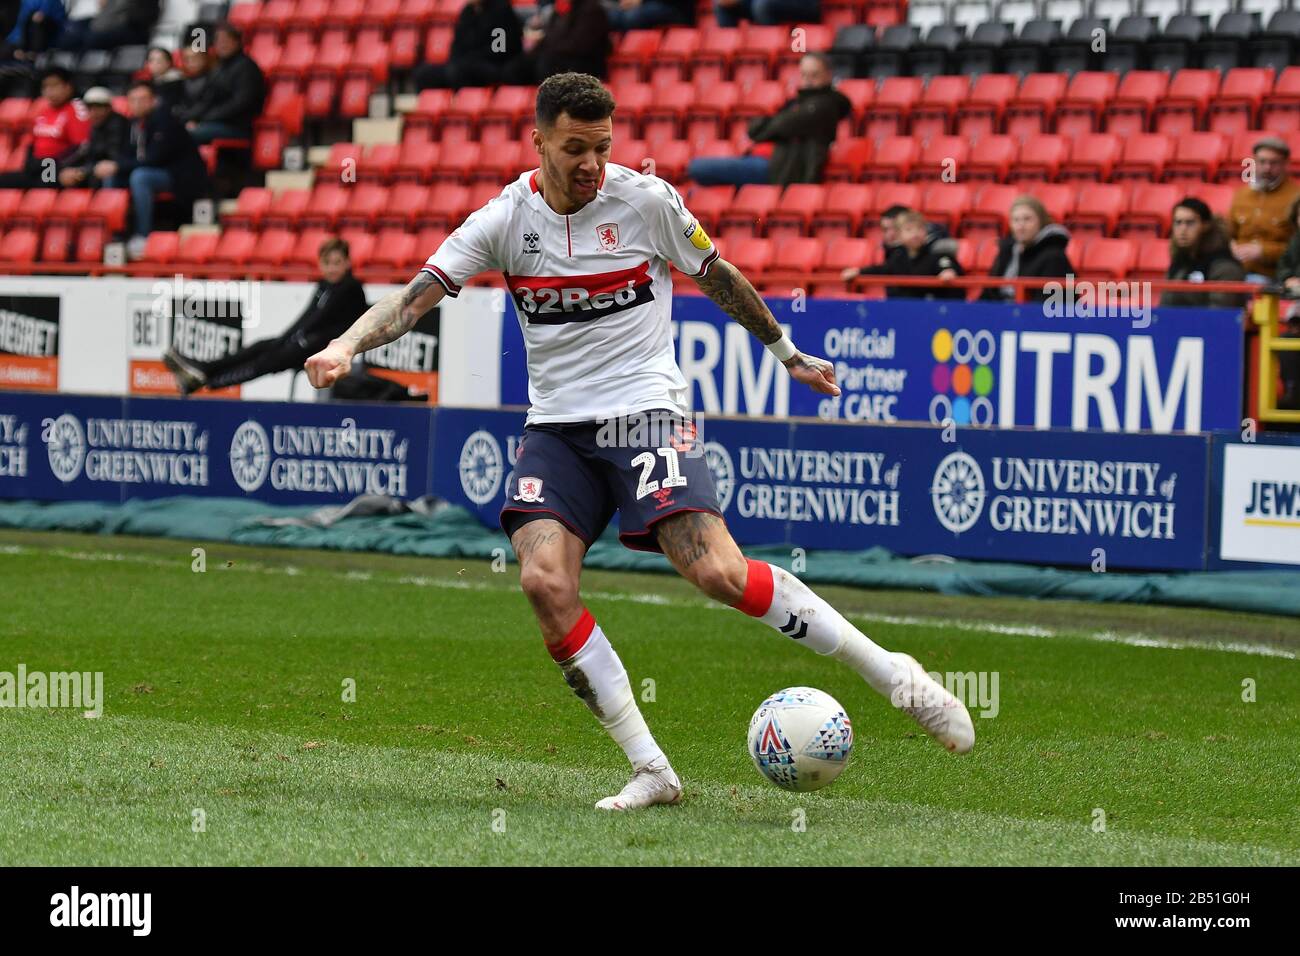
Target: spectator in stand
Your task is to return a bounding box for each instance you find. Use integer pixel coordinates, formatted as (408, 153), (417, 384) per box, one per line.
(715, 0), (819, 27)
(687, 53), (848, 187)
(841, 204), (950, 284)
(1228, 136), (1300, 282)
(1, 0), (66, 60)
(58, 0), (158, 52)
(170, 47), (213, 120)
(504, 0), (612, 83)
(604, 0), (695, 31)
(99, 80), (209, 260)
(58, 85), (129, 188)
(979, 195), (1073, 302)
(1162, 197), (1246, 309)
(184, 23), (265, 144)
(138, 45), (182, 100)
(413, 0), (522, 91)
(0, 67), (89, 188)
(1271, 195), (1300, 408)
(163, 237), (369, 396)
(884, 210), (965, 299)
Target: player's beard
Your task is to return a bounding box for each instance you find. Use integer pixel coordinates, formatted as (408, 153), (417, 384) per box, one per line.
(541, 153), (599, 212)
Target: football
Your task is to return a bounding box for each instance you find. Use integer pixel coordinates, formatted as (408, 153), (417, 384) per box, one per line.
(747, 687), (854, 792)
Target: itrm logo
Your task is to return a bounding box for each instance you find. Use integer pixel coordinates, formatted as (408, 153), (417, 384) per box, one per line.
(50, 886), (151, 936)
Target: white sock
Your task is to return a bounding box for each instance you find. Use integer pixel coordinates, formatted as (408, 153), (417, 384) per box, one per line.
(549, 609), (665, 770)
(732, 559), (899, 696)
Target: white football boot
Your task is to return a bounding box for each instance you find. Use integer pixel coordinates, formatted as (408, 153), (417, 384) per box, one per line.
(889, 653), (976, 754)
(595, 756), (682, 811)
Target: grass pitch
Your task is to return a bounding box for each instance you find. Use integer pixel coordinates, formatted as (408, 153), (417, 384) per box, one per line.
(1, 529), (1297, 866)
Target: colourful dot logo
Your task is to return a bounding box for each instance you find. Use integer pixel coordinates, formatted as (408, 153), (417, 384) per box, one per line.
(930, 329), (996, 426)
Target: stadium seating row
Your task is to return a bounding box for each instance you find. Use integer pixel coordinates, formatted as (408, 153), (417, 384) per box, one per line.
(838, 10), (1300, 76)
(0, 222), (1173, 287)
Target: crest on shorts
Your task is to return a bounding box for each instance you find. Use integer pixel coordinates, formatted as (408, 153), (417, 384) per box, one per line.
(513, 476), (546, 503)
(596, 223), (619, 251)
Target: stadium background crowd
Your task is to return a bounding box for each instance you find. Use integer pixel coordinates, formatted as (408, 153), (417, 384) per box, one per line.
(0, 0), (1296, 405)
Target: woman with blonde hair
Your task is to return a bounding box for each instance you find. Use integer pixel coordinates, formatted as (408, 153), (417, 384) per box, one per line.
(981, 194), (1073, 302)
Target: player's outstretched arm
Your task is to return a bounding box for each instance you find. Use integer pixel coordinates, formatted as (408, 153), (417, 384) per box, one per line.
(694, 258), (841, 397)
(305, 272), (445, 389)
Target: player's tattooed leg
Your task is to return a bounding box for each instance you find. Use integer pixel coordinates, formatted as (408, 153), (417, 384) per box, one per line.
(655, 512), (748, 604)
(511, 519), (585, 646)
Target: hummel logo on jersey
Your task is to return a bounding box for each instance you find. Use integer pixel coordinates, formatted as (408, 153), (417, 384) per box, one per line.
(523, 231), (540, 254)
(596, 223), (619, 251)
(507, 262), (656, 325)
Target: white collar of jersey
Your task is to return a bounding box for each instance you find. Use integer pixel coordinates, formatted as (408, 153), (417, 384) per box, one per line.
(526, 167), (608, 219)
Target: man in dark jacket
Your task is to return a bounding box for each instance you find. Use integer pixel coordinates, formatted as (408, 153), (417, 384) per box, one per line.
(842, 204), (949, 285)
(883, 210), (965, 299)
(980, 195), (1074, 302)
(185, 23), (265, 143)
(57, 85), (129, 187)
(163, 237), (370, 396)
(505, 0), (611, 83)
(413, 0), (523, 90)
(687, 53), (849, 187)
(98, 80), (209, 258)
(1162, 197), (1246, 308)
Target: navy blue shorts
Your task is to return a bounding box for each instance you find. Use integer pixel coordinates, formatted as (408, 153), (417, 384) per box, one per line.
(500, 410), (722, 553)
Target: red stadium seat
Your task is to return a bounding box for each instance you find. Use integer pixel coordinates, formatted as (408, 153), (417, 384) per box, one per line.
(320, 142), (361, 180)
(1055, 72), (1119, 138)
(176, 231), (219, 265)
(40, 223), (69, 262)
(861, 135), (918, 180)
(823, 138), (872, 181)
(338, 76), (373, 119)
(1113, 133), (1175, 182)
(766, 236), (825, 282)
(912, 135), (969, 182)
(338, 183), (389, 229)
(641, 81), (694, 143)
(646, 139), (690, 182)
(692, 24), (743, 85)
(415, 226), (449, 261)
(821, 236), (877, 277)
(609, 30), (660, 85)
(964, 135), (1016, 182)
(1081, 238), (1137, 280)
(377, 182), (433, 229)
(262, 188), (312, 229)
(1010, 134), (1069, 182)
(141, 231), (180, 264)
(1153, 69), (1220, 137)
(86, 189), (128, 232)
(837, 78), (875, 129)
(864, 77), (923, 140)
(1066, 183), (1126, 235)
(248, 228), (297, 267)
(767, 183), (824, 238)
(1164, 132), (1229, 183)
(389, 25), (421, 70)
(368, 227), (419, 269)
(1191, 183), (1237, 219)
(910, 75), (970, 140)
(812, 183), (874, 235)
(0, 188), (22, 223)
(338, 228), (377, 268)
(223, 188), (273, 230)
(12, 188), (58, 228)
(959, 184), (1019, 238)
(686, 78), (740, 141)
(211, 229), (259, 267)
(1005, 73), (1068, 140)
(956, 74), (1018, 139)
(393, 140), (440, 182)
(920, 183), (973, 233)
(726, 237), (775, 276)
(1103, 71), (1170, 138)
(1060, 133), (1122, 182)
(421, 183), (470, 229)
(48, 189), (92, 225)
(1122, 183), (1181, 237)
(1260, 67), (1300, 133)
(74, 223), (104, 263)
(360, 143), (400, 182)
(1219, 131), (1265, 183)
(865, 183), (921, 219)
(481, 86), (535, 142)
(431, 141), (483, 183)
(719, 184), (782, 236)
(683, 185), (734, 232)
(1035, 183), (1076, 224)
(287, 228), (332, 266)
(971, 237), (999, 273)
(1207, 68), (1274, 135)
(476, 140), (527, 184)
(1135, 242), (1171, 282)
(648, 27), (700, 84)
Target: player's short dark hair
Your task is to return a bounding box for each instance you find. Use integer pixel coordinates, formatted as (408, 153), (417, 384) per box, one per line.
(41, 66), (74, 85)
(535, 72), (616, 129)
(319, 236), (350, 259)
(881, 205), (912, 219)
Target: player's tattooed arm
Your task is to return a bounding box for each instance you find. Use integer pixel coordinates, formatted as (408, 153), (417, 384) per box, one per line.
(694, 258), (784, 345)
(694, 259), (840, 396)
(338, 271), (445, 354)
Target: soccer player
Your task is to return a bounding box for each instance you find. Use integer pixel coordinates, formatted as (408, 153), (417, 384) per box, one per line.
(306, 73), (974, 810)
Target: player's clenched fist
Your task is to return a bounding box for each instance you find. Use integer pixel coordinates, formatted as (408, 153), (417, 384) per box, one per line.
(305, 339), (354, 389)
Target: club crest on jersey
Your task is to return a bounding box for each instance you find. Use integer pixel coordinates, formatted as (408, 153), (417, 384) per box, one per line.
(596, 223), (619, 251)
(522, 231), (540, 254)
(513, 477), (545, 503)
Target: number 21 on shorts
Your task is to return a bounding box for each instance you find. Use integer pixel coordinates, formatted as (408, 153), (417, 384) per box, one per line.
(632, 447), (689, 500)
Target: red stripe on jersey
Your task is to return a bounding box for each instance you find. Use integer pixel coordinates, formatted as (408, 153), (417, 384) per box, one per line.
(506, 260), (651, 294)
(421, 264), (461, 295)
(566, 216), (571, 257)
(549, 608), (595, 662)
(529, 170), (540, 193)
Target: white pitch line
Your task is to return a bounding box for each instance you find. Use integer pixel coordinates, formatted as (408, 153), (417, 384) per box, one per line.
(3, 541), (1296, 659)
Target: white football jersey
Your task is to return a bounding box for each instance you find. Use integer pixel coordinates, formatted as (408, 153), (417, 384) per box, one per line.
(422, 163), (720, 424)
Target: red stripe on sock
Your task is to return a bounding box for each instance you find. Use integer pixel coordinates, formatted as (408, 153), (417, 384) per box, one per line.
(548, 608), (595, 662)
(732, 559), (774, 617)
